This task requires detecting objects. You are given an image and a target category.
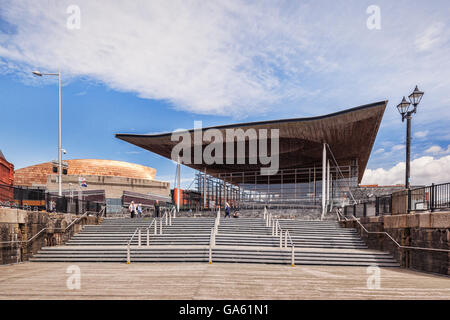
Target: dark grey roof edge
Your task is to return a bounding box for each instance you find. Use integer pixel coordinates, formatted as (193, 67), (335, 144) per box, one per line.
(115, 100), (388, 139)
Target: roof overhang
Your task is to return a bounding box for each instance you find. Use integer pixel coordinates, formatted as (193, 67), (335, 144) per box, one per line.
(116, 101), (387, 183)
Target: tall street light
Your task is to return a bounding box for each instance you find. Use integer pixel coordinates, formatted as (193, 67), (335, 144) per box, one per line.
(32, 69), (63, 196)
(396, 85), (424, 189)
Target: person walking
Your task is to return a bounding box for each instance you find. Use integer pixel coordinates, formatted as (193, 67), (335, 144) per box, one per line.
(154, 200), (160, 218)
(224, 202), (231, 218)
(137, 203), (143, 218)
(129, 201), (136, 218)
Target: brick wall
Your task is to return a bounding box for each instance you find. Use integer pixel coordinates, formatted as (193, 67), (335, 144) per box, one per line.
(0, 155), (14, 201)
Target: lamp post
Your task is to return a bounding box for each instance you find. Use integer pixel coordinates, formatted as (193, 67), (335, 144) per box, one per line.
(32, 69), (63, 196)
(396, 86), (424, 189)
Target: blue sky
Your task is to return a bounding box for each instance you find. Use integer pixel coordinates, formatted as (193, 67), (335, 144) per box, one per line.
(0, 0), (449, 187)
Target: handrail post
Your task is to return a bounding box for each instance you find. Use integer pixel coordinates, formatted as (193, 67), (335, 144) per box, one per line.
(272, 220), (275, 236)
(280, 230), (283, 248)
(147, 228), (150, 246)
(169, 212), (172, 226)
(138, 228), (141, 247)
(165, 212), (168, 225)
(285, 231), (288, 248)
(127, 244), (131, 264)
(209, 245), (212, 264)
(291, 245), (295, 267)
(159, 218), (163, 235)
(154, 220), (157, 235)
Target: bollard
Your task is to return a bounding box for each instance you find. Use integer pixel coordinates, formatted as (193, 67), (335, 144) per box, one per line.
(279, 231), (283, 248)
(127, 244), (130, 264)
(138, 228), (141, 247)
(285, 231), (288, 248)
(209, 245), (212, 264)
(147, 228), (150, 246)
(291, 245), (295, 267)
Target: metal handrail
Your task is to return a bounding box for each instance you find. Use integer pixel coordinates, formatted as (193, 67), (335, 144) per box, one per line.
(0, 211), (90, 245)
(349, 215), (450, 253)
(127, 208), (177, 263)
(265, 209), (295, 266)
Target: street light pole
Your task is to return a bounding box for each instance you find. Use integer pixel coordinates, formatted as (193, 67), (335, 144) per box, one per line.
(396, 86), (424, 190)
(405, 113), (412, 189)
(32, 69), (63, 196)
(58, 69), (62, 197)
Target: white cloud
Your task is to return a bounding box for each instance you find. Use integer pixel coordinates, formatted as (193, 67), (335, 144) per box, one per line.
(362, 155), (450, 185)
(0, 1), (449, 122)
(0, 1), (315, 117)
(425, 144), (450, 155)
(414, 130), (429, 138)
(415, 23), (445, 51)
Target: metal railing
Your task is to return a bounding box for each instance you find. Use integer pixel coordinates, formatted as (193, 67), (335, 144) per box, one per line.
(126, 207), (176, 264)
(342, 182), (450, 216)
(0, 211), (94, 263)
(264, 207), (295, 266)
(336, 209), (450, 254)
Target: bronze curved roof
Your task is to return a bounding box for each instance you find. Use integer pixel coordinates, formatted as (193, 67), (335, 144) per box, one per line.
(14, 159), (156, 186)
(116, 101), (387, 183)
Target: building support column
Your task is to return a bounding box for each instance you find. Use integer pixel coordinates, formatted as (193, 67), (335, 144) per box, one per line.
(203, 168), (207, 210)
(176, 159), (181, 213)
(321, 143), (327, 220)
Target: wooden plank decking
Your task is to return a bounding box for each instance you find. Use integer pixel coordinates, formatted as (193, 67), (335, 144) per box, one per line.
(0, 262), (449, 300)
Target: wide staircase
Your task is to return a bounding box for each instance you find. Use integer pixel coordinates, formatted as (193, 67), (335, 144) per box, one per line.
(30, 211), (399, 267)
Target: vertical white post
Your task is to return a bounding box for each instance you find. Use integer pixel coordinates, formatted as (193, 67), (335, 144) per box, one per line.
(321, 143), (327, 220)
(272, 221), (275, 236)
(147, 228), (150, 246)
(279, 231), (283, 248)
(203, 168), (207, 209)
(159, 218), (162, 234)
(291, 245), (295, 267)
(285, 231), (288, 248)
(176, 157), (181, 213)
(154, 220), (157, 235)
(209, 245), (212, 264)
(127, 244), (130, 264)
(138, 228), (141, 247)
(327, 159), (330, 205)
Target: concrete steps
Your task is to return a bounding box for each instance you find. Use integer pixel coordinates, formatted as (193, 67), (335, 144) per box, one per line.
(30, 216), (399, 267)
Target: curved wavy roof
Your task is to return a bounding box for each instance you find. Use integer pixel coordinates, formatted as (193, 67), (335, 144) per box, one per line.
(116, 101), (387, 183)
(14, 159), (156, 186)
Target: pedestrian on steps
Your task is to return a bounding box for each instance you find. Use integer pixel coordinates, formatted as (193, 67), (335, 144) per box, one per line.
(129, 201), (136, 218)
(224, 202), (231, 218)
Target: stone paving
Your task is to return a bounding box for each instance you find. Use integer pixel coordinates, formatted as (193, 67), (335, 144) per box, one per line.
(0, 262), (449, 299)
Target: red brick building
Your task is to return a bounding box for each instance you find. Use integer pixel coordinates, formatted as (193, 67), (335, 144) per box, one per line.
(0, 150), (14, 201)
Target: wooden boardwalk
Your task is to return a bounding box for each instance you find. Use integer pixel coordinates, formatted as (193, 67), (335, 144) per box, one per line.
(0, 262), (449, 299)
